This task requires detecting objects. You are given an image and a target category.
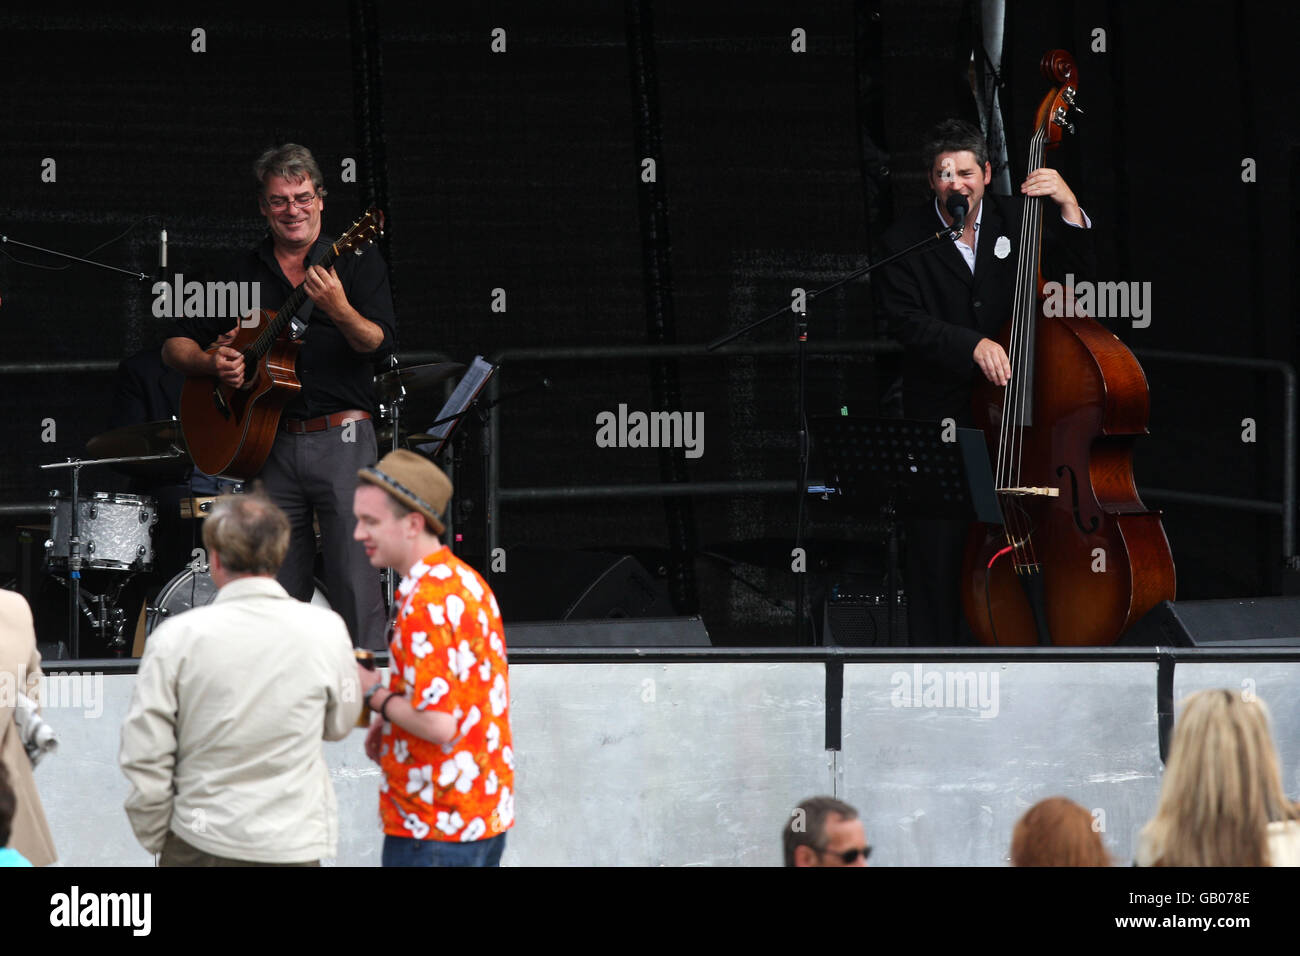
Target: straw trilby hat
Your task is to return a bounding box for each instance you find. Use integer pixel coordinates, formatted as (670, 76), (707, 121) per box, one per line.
(357, 450), (453, 535)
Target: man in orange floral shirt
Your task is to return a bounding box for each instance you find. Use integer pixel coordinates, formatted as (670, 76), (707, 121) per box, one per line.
(353, 450), (514, 866)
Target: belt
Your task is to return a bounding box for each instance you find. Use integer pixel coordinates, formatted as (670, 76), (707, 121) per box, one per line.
(281, 410), (372, 434)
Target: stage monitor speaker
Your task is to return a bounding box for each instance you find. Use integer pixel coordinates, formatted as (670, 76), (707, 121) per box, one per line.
(1120, 598), (1300, 647)
(493, 548), (674, 622)
(507, 616), (711, 648)
(821, 595), (908, 647)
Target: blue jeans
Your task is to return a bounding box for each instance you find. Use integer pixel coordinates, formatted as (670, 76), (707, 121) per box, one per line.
(382, 832), (507, 867)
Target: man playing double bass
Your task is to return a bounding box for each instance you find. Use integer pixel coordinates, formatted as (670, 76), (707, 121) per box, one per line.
(877, 119), (1094, 646)
(162, 144), (396, 650)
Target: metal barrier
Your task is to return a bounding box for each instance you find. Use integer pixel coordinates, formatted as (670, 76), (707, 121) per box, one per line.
(1132, 349), (1297, 565)
(0, 350), (453, 378)
(9, 345), (1290, 560)
(35, 644), (1300, 866)
(0, 351), (455, 523)
(486, 343), (1300, 568)
(45, 643), (1300, 762)
(485, 339), (896, 558)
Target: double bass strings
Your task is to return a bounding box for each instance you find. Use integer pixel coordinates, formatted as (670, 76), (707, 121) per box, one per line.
(1021, 128), (1048, 570)
(997, 123), (1047, 570)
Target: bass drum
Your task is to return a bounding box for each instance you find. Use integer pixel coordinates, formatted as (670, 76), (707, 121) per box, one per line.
(147, 568), (331, 634)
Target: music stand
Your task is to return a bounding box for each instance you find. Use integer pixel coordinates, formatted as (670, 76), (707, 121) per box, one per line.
(413, 356), (497, 460)
(813, 416), (1001, 645)
(407, 357), (501, 572)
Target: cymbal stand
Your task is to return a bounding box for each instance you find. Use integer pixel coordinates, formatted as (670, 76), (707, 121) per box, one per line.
(376, 352), (407, 609)
(47, 459), (86, 657)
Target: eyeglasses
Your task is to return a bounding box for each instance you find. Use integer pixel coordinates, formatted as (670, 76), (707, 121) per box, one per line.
(819, 845), (872, 865)
(264, 193), (318, 211)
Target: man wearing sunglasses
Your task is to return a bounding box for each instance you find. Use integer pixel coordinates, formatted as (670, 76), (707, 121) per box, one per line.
(784, 796), (871, 867)
(163, 143), (396, 652)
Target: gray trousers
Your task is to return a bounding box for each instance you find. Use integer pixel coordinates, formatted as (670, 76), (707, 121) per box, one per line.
(160, 831), (319, 867)
(259, 417), (388, 650)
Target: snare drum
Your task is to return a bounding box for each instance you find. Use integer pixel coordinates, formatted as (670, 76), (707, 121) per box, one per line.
(47, 492), (158, 571)
(148, 567), (331, 634)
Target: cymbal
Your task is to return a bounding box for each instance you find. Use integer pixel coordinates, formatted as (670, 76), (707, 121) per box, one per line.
(87, 420), (190, 477)
(88, 419), (188, 459)
(374, 362), (465, 402)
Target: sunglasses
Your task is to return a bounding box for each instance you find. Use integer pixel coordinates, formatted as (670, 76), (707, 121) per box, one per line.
(820, 845), (872, 864)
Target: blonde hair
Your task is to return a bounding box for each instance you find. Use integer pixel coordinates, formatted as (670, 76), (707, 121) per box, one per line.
(1139, 689), (1300, 866)
(201, 492), (289, 576)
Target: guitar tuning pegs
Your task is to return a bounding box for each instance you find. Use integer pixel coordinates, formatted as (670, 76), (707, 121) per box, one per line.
(1072, 105), (1085, 116)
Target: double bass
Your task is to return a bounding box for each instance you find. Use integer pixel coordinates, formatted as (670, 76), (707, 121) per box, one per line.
(960, 49), (1175, 646)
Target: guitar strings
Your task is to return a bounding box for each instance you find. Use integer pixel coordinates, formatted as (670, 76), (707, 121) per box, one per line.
(241, 215), (373, 363)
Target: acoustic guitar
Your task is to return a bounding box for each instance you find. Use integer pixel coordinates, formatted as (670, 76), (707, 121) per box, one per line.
(179, 208), (384, 480)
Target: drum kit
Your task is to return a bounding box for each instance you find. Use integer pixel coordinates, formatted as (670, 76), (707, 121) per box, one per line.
(36, 361), (464, 658)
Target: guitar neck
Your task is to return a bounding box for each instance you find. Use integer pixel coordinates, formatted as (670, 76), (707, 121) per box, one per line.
(244, 242), (345, 363)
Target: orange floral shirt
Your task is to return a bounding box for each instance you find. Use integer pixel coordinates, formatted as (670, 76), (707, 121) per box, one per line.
(379, 547), (514, 842)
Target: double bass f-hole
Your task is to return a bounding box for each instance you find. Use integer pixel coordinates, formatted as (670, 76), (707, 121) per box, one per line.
(1055, 464), (1099, 534)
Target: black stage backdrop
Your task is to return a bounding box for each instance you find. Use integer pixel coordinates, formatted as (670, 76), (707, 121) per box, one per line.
(0, 1), (1296, 643)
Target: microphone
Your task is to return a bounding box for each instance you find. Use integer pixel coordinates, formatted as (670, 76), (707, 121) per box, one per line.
(945, 194), (968, 235)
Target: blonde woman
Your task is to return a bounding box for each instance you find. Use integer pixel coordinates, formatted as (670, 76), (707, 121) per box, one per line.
(1137, 689), (1300, 866)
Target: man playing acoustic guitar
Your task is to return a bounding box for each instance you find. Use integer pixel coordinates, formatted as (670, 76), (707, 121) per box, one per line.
(162, 144), (396, 650)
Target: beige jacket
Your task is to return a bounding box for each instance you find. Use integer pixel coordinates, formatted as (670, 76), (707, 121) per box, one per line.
(0, 590), (57, 866)
(119, 576), (362, 862)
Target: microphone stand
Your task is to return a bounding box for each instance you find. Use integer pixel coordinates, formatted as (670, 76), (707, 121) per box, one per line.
(377, 352), (405, 611)
(6, 226), (166, 655)
(706, 215), (963, 646)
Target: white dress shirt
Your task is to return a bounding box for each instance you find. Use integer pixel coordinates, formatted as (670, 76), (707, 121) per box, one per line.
(934, 197), (1092, 273)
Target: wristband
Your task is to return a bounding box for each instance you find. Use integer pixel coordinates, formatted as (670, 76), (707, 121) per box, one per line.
(380, 691), (397, 722)
(364, 682), (384, 711)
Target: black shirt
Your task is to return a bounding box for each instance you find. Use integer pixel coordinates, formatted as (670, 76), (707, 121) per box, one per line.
(172, 233), (397, 419)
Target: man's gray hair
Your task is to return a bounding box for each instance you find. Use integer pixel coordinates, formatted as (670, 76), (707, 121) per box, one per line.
(783, 795), (860, 866)
(201, 491), (290, 576)
(253, 143), (328, 199)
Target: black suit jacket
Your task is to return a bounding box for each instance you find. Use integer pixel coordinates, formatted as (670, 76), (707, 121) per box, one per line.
(877, 193), (1095, 424)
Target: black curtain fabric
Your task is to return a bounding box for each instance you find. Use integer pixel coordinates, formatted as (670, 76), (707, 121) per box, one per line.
(0, 1), (1296, 642)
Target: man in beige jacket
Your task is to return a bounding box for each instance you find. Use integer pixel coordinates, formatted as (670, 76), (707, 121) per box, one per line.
(0, 589), (57, 866)
(119, 492), (362, 865)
